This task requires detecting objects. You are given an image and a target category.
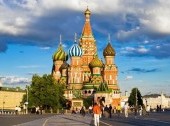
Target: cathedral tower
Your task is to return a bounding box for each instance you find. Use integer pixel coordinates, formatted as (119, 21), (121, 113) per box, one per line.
(68, 34), (83, 89)
(103, 35), (119, 93)
(79, 7), (97, 81)
(52, 35), (67, 81)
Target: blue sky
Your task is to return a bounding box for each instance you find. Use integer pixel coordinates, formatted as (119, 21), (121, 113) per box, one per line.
(0, 0), (170, 96)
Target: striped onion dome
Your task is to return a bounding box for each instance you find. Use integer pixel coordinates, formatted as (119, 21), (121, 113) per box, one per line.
(89, 56), (103, 68)
(69, 43), (83, 57)
(103, 43), (115, 56)
(53, 45), (67, 61)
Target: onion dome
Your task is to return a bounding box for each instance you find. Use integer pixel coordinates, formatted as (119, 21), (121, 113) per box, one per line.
(84, 7), (91, 15)
(69, 43), (83, 57)
(89, 56), (103, 68)
(103, 43), (115, 56)
(69, 33), (83, 57)
(53, 45), (67, 61)
(59, 61), (69, 72)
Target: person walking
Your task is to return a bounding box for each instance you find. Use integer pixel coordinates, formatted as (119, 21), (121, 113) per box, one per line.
(93, 103), (101, 126)
(124, 103), (129, 118)
(109, 104), (112, 118)
(80, 106), (85, 117)
(88, 105), (92, 114)
(146, 105), (150, 115)
(139, 105), (143, 116)
(116, 104), (121, 117)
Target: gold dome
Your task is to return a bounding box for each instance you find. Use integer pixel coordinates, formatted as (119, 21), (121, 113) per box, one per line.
(89, 56), (103, 68)
(103, 43), (115, 56)
(84, 7), (91, 15)
(53, 45), (67, 61)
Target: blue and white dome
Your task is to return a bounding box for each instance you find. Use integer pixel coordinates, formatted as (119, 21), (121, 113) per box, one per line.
(69, 43), (83, 57)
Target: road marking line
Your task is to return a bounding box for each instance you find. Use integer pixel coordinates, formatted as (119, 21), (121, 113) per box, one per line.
(42, 118), (50, 126)
(100, 120), (112, 126)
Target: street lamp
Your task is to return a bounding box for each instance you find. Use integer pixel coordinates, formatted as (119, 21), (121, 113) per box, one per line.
(2, 96), (7, 114)
(25, 85), (29, 114)
(136, 88), (138, 106)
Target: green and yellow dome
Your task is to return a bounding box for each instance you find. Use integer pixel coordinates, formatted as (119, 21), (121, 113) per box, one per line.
(89, 56), (103, 68)
(53, 45), (67, 61)
(103, 43), (115, 56)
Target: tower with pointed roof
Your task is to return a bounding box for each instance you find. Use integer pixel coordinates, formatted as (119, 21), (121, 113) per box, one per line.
(52, 35), (67, 81)
(68, 33), (83, 90)
(79, 7), (97, 82)
(52, 7), (120, 107)
(103, 35), (119, 93)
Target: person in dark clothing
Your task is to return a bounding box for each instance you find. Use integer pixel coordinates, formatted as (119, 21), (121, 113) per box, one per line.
(80, 106), (85, 117)
(109, 104), (112, 118)
(157, 105), (159, 112)
(159, 105), (162, 112)
(104, 105), (109, 118)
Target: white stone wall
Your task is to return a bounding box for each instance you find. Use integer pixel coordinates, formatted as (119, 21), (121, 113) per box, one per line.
(143, 94), (170, 109)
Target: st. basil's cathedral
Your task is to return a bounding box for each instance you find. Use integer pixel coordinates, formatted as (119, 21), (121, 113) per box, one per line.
(52, 8), (121, 107)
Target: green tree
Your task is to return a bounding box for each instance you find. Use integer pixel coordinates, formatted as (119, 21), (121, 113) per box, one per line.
(22, 74), (66, 112)
(128, 88), (143, 107)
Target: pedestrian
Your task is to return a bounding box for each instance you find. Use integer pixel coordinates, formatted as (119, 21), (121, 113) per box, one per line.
(104, 105), (109, 118)
(146, 105), (150, 115)
(159, 105), (162, 112)
(93, 102), (101, 126)
(15, 106), (18, 115)
(80, 106), (85, 117)
(109, 104), (112, 118)
(124, 103), (129, 118)
(116, 104), (121, 117)
(139, 105), (143, 116)
(88, 105), (92, 114)
(157, 105), (159, 112)
(134, 106), (137, 119)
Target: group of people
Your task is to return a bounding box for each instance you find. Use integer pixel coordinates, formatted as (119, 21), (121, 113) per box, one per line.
(15, 106), (21, 115)
(71, 102), (152, 126)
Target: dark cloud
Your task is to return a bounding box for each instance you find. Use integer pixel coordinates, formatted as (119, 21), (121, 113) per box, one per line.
(0, 41), (8, 52)
(120, 41), (170, 59)
(0, 0), (170, 61)
(150, 42), (170, 59)
(128, 68), (159, 73)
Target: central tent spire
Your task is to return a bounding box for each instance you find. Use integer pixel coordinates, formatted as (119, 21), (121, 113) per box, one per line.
(81, 7), (93, 37)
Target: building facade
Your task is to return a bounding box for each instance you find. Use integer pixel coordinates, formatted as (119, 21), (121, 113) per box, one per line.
(143, 93), (170, 109)
(0, 87), (25, 111)
(52, 8), (120, 106)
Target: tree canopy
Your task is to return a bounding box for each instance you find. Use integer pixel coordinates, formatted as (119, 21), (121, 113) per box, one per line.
(22, 74), (66, 111)
(128, 88), (143, 107)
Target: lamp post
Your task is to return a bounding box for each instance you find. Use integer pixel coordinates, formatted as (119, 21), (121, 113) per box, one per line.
(2, 96), (7, 114)
(25, 85), (29, 114)
(135, 88), (138, 107)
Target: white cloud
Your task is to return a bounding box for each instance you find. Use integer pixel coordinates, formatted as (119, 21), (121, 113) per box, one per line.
(0, 76), (31, 85)
(137, 46), (148, 53)
(0, 0), (170, 41)
(121, 46), (149, 55)
(16, 65), (44, 68)
(0, 80), (2, 86)
(40, 47), (50, 50)
(125, 75), (133, 80)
